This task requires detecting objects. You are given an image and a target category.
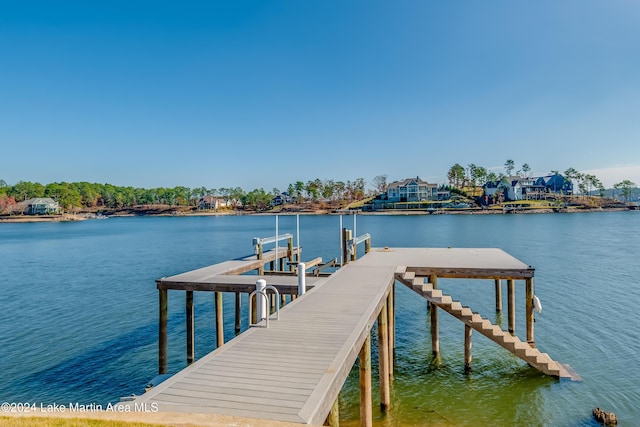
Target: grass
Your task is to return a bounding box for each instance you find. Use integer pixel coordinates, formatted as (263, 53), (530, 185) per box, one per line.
(344, 196), (375, 209)
(0, 417), (164, 427)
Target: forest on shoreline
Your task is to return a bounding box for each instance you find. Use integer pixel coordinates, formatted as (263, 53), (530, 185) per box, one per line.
(1, 160), (638, 215)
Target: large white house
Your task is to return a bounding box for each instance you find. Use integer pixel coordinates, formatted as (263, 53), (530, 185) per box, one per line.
(24, 197), (60, 215)
(386, 177), (438, 202)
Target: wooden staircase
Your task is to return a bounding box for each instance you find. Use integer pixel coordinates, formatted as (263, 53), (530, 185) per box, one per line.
(396, 271), (578, 380)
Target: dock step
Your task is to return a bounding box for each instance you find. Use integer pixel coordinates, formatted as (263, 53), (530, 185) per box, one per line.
(396, 272), (579, 380)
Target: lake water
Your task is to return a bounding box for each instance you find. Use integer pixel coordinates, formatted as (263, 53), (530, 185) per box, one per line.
(1, 212), (639, 426)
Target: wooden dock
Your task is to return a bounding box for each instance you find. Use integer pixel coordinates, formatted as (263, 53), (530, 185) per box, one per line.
(132, 262), (396, 425)
(128, 242), (579, 426)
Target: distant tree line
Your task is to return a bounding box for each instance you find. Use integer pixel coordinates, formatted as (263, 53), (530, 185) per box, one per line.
(0, 177), (372, 214)
(446, 160), (636, 201)
(1, 165), (637, 215)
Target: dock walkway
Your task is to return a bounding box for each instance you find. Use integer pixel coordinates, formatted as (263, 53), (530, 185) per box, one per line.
(133, 261), (396, 425)
(130, 246), (577, 425)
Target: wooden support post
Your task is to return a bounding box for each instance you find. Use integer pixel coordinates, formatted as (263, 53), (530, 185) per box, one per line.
(431, 303), (439, 356)
(350, 232), (356, 262)
(495, 279), (502, 313)
(378, 302), (390, 412)
(364, 237), (371, 254)
(327, 395), (340, 427)
(287, 237), (293, 271)
(186, 290), (194, 365)
(159, 289), (168, 375)
(507, 279), (516, 334)
(279, 255), (285, 272)
(215, 292), (224, 348)
(359, 333), (372, 427)
(464, 324), (472, 373)
(281, 293), (286, 307)
(387, 285), (395, 379)
(269, 260), (275, 271)
(342, 228), (351, 265)
(526, 278), (535, 347)
(428, 274), (438, 311)
(251, 293), (257, 324)
(234, 292), (241, 333)
(257, 244), (264, 275)
(429, 274), (439, 356)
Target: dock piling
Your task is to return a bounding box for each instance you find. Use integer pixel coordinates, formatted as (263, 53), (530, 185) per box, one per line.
(378, 301), (390, 411)
(327, 396), (340, 427)
(430, 274), (439, 356)
(507, 279), (516, 333)
(526, 278), (535, 347)
(234, 292), (241, 333)
(464, 324), (472, 373)
(215, 292), (224, 348)
(159, 289), (168, 375)
(387, 285), (395, 378)
(298, 262), (306, 295)
(186, 290), (194, 365)
(359, 333), (372, 427)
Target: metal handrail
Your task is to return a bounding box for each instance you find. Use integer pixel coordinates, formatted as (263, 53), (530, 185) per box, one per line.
(248, 285), (281, 328)
(253, 233), (293, 247)
(347, 233), (371, 255)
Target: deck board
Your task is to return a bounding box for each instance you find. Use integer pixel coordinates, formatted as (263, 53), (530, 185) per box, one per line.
(132, 261), (396, 425)
(132, 247), (541, 425)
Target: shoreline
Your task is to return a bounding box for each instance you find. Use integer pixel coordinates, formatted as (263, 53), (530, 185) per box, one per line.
(0, 206), (635, 223)
(2, 409), (311, 427)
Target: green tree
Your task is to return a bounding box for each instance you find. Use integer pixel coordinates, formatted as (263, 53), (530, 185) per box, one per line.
(504, 159), (515, 176)
(466, 164), (477, 187)
(241, 188), (271, 211)
(522, 163), (531, 177)
(10, 181), (45, 201)
(447, 164), (465, 188)
(293, 181), (305, 203)
(613, 180), (637, 202)
(45, 182), (82, 211)
(229, 187), (245, 208)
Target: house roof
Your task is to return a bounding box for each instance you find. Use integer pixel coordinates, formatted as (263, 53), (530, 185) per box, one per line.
(24, 197), (58, 206)
(388, 176), (436, 189)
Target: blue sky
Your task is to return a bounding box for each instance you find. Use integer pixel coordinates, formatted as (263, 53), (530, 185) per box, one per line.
(2, 1), (639, 191)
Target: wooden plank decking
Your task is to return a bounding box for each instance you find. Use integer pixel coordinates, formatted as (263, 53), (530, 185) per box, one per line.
(132, 262), (396, 425)
(160, 247), (300, 284)
(131, 247), (570, 425)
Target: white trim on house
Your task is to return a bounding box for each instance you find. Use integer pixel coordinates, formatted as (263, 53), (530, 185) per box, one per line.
(386, 177), (438, 202)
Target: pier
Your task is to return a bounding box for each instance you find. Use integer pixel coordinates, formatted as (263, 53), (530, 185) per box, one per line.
(128, 230), (579, 426)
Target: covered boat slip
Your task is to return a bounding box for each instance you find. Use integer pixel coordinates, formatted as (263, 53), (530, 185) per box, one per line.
(135, 246), (575, 426)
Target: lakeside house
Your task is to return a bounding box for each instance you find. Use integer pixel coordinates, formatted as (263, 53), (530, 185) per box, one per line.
(270, 192), (294, 207)
(198, 195), (229, 210)
(23, 197), (61, 215)
(483, 173), (573, 201)
(364, 176), (450, 211)
(386, 176), (439, 202)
